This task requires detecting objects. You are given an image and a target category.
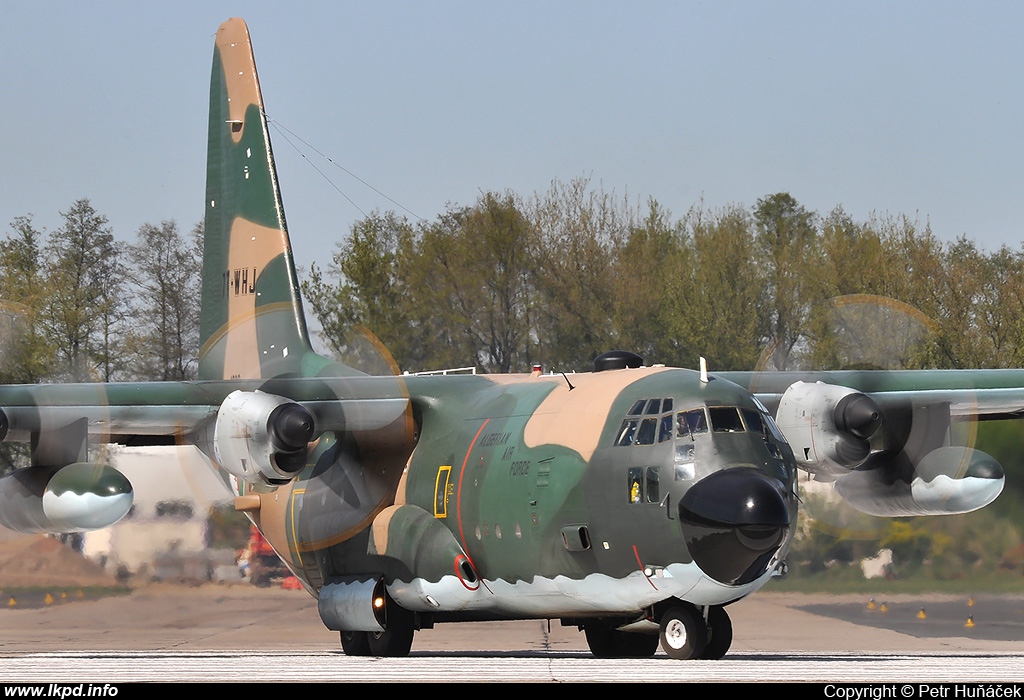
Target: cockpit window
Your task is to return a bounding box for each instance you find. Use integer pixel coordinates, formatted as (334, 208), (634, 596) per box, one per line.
(616, 419), (638, 446)
(709, 406), (744, 432)
(628, 466), (661, 504)
(741, 408), (765, 435)
(646, 467), (660, 503)
(658, 414), (673, 442)
(616, 398), (676, 447)
(676, 409), (708, 437)
(675, 443), (695, 481)
(762, 411), (788, 443)
(635, 418), (657, 445)
(628, 468), (642, 502)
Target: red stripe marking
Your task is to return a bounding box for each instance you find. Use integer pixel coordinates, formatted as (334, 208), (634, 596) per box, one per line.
(456, 419), (491, 593)
(633, 544), (659, 590)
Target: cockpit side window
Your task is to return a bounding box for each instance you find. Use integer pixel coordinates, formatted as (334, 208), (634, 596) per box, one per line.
(628, 467), (643, 502)
(627, 466), (661, 504)
(616, 420), (638, 446)
(741, 408), (765, 435)
(645, 467), (660, 503)
(709, 406), (744, 432)
(744, 407), (787, 459)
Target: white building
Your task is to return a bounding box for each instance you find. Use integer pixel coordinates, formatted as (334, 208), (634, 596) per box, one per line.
(82, 446), (238, 581)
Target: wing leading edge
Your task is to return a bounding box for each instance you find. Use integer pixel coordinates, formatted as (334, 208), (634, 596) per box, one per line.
(721, 369), (1019, 516)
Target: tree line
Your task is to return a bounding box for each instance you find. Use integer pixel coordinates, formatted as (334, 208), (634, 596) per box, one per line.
(303, 179), (1024, 376)
(0, 199), (201, 384)
(7, 183), (1024, 384)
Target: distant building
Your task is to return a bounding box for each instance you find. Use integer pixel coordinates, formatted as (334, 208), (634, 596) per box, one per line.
(82, 446), (240, 582)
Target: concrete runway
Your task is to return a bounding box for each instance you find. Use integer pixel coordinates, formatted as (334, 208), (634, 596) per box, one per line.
(2, 584), (1023, 682)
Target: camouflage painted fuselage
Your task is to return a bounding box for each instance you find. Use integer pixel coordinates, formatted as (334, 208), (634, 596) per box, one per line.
(243, 366), (798, 620)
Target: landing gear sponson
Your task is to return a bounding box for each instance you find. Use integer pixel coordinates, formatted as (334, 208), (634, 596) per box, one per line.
(337, 598), (732, 659)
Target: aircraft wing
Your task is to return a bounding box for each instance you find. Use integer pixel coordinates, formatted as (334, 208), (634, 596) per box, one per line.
(720, 368), (1024, 418)
(718, 368), (1023, 517)
(0, 377), (409, 442)
(0, 376), (409, 534)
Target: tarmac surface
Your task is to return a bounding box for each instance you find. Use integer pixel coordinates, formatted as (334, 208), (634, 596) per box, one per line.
(2, 584), (1023, 681)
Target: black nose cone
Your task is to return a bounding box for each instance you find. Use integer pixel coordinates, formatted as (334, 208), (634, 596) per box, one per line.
(679, 467), (792, 586)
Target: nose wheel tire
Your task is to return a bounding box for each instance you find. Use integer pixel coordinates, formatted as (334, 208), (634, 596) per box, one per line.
(659, 605), (707, 659)
(700, 606), (733, 660)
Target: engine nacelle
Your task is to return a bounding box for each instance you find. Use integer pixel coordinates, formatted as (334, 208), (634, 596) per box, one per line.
(213, 390), (316, 485)
(775, 381), (882, 477)
(835, 446), (1005, 516)
(0, 463), (133, 534)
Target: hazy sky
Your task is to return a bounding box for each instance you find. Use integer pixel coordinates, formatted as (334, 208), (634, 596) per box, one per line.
(2, 1), (1022, 274)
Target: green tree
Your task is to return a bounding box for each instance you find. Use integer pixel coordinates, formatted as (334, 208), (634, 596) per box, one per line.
(303, 211), (425, 372)
(798, 210), (936, 370)
(0, 215), (55, 383)
(42, 198), (124, 382)
(612, 200), (685, 365)
(980, 245), (1024, 368)
(681, 205), (765, 371)
(754, 193), (818, 370)
(415, 192), (537, 373)
(125, 220), (202, 380)
(528, 178), (631, 371)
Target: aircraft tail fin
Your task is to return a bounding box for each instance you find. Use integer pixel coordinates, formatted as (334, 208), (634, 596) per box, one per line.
(199, 18), (331, 380)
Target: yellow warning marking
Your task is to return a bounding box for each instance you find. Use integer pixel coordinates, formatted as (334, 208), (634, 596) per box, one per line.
(434, 465), (452, 518)
(289, 487), (306, 569)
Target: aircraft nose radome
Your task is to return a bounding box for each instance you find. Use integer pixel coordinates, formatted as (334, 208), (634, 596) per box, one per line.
(678, 467), (791, 586)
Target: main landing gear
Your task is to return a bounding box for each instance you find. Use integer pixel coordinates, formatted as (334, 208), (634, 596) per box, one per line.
(582, 602), (733, 660)
(583, 624), (660, 658)
(340, 601), (416, 657)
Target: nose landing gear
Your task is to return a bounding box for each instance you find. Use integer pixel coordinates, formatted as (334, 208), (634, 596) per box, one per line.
(657, 602), (733, 660)
(580, 602), (733, 660)
(659, 605), (706, 659)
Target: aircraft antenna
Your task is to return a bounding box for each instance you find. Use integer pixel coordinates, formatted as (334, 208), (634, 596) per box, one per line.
(267, 115), (425, 222)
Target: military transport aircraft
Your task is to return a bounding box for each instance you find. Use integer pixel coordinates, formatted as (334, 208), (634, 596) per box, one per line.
(0, 17), (1017, 660)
